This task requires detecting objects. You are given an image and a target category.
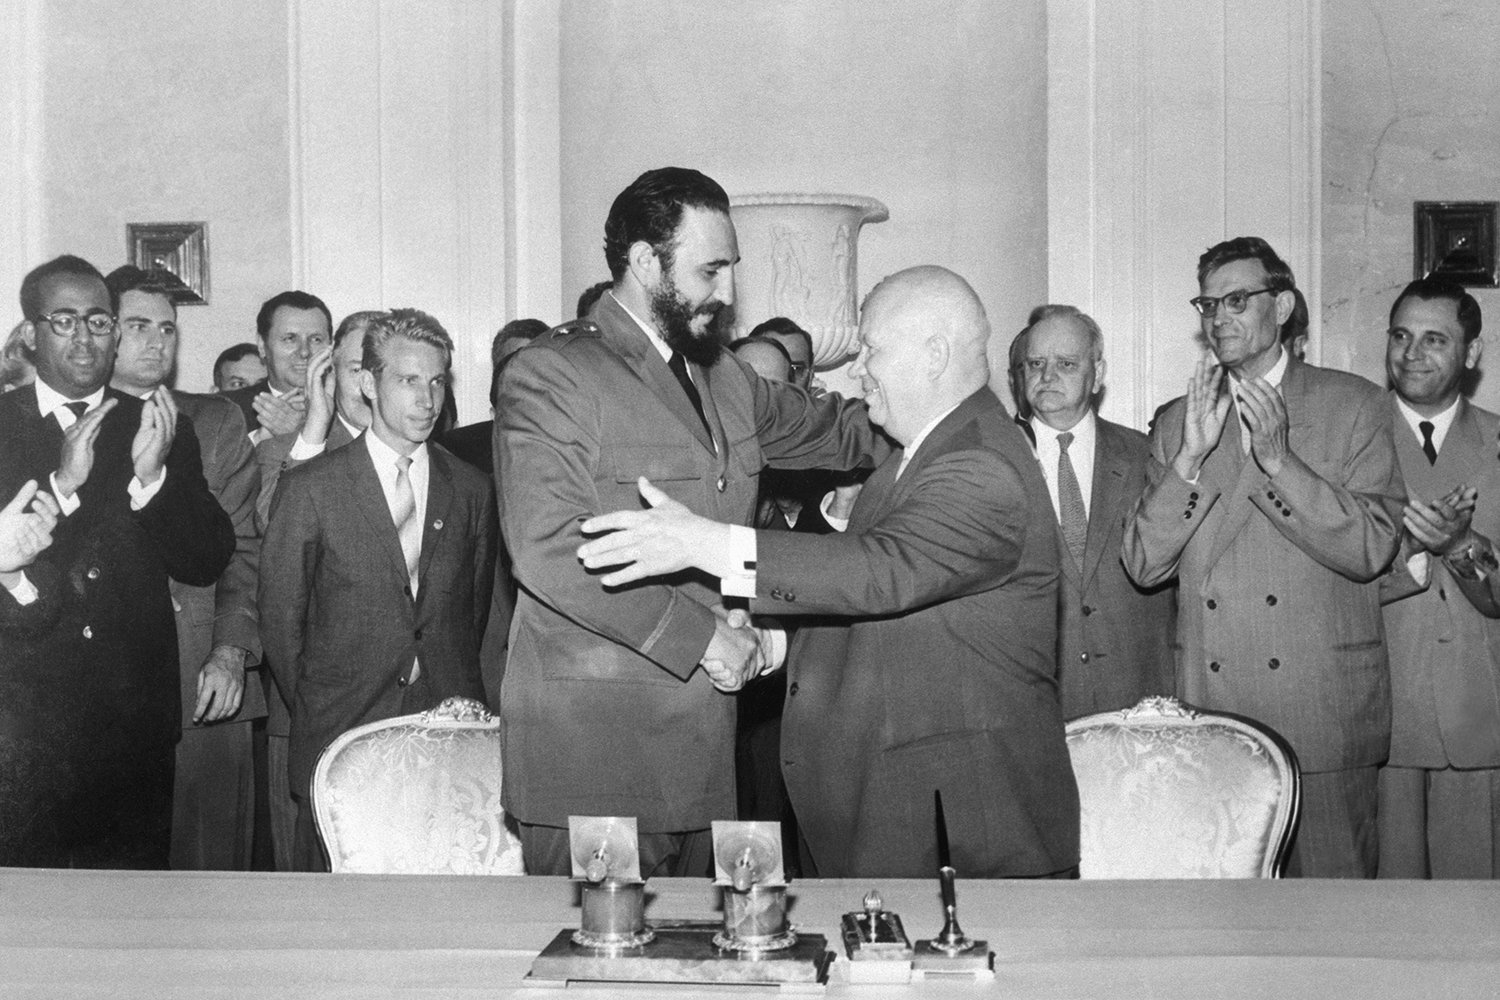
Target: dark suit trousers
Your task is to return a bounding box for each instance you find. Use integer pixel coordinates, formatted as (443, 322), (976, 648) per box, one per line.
(1284, 766), (1378, 878)
(170, 721), (255, 870)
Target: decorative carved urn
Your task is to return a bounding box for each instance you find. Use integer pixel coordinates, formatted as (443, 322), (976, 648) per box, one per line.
(728, 194), (889, 368)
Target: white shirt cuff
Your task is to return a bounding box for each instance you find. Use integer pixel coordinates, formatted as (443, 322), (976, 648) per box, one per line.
(1406, 551), (1432, 589)
(249, 426), (270, 446)
(288, 433), (326, 461)
(761, 626), (787, 673)
(819, 491), (851, 533)
(49, 473), (80, 516)
(128, 470), (167, 511)
(4, 571), (38, 606)
(722, 524), (758, 599)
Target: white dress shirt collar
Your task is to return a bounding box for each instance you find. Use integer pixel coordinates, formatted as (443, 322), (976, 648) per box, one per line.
(1395, 395), (1460, 455)
(34, 379), (106, 425)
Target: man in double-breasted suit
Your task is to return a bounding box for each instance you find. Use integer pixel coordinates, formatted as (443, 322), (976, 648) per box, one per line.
(0, 255), (234, 868)
(105, 265), (267, 870)
(1377, 278), (1500, 879)
(1124, 237), (1405, 878)
(496, 167), (882, 877)
(581, 266), (1078, 879)
(260, 309), (493, 871)
(1019, 305), (1174, 718)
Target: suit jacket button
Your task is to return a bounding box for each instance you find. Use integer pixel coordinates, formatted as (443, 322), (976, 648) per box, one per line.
(1439, 588), (1447, 601)
(1188, 492), (1199, 501)
(1281, 508), (1291, 518)
(771, 588), (783, 600)
(784, 591), (795, 602)
(1079, 652), (1090, 663)
(1266, 595), (1277, 606)
(82, 626), (93, 639)
(397, 676), (408, 688)
(1183, 511), (1192, 520)
(717, 476), (727, 493)
(414, 628), (423, 640)
(1268, 658), (1280, 670)
(788, 682), (799, 696)
(1081, 605), (1092, 616)
(1267, 490), (1277, 500)
(86, 567), (100, 581)
(403, 585), (412, 597)
(1206, 599), (1217, 610)
(1209, 661), (1220, 672)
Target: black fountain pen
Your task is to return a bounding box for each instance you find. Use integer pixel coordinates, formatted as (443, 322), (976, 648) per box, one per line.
(913, 790), (992, 975)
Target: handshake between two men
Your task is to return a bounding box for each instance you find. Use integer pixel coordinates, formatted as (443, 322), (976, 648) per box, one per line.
(581, 477), (781, 695)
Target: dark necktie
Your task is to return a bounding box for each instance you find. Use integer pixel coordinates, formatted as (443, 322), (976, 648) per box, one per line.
(1056, 431), (1088, 568)
(57, 400), (88, 429)
(1419, 420), (1438, 465)
(667, 351), (709, 434)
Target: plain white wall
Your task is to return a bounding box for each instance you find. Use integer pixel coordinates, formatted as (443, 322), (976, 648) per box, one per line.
(38, 0), (292, 393)
(1323, 0), (1500, 411)
(556, 0), (1049, 396)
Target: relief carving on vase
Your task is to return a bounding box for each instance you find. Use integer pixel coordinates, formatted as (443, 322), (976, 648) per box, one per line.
(729, 194), (889, 373)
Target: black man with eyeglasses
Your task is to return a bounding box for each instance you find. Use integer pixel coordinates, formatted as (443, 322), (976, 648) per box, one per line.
(0, 254), (232, 868)
(1123, 236), (1405, 878)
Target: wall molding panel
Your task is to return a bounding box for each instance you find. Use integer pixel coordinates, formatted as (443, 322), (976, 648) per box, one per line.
(1, 0), (45, 310)
(1048, 0), (1321, 429)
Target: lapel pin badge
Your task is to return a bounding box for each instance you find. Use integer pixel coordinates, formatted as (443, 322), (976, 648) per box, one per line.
(432, 519), (443, 530)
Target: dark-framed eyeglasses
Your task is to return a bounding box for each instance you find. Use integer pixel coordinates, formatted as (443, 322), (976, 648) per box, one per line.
(1189, 287), (1277, 318)
(37, 310), (117, 338)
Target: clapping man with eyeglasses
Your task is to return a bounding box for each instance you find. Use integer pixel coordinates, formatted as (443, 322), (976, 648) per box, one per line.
(0, 255), (233, 868)
(1123, 236), (1405, 878)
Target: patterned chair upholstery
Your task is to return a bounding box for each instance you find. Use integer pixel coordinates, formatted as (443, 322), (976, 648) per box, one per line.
(312, 696), (525, 875)
(1066, 696), (1300, 878)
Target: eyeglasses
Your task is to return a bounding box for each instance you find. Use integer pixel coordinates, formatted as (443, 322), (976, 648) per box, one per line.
(1189, 287), (1277, 318)
(37, 310), (117, 338)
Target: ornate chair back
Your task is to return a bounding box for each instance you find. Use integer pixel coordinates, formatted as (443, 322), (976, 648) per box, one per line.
(312, 696), (524, 874)
(1065, 696), (1300, 878)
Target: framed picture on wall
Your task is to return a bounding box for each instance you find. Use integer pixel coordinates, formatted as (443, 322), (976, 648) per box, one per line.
(127, 222), (210, 304)
(1414, 202), (1498, 288)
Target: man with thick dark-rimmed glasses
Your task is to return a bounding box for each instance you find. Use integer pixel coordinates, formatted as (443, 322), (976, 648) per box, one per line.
(1124, 236), (1405, 879)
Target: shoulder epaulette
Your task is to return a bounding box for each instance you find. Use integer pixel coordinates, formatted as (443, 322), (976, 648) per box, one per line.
(547, 320), (602, 341)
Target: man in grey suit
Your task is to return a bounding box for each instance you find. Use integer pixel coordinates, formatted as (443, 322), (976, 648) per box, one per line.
(260, 308), (493, 871)
(1019, 305), (1174, 718)
(581, 266), (1078, 879)
(106, 266), (266, 870)
(1377, 277), (1500, 879)
(1123, 236), (1405, 878)
(495, 167), (882, 877)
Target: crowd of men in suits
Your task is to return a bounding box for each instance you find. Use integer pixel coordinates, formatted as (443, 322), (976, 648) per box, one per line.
(2, 164), (1498, 882)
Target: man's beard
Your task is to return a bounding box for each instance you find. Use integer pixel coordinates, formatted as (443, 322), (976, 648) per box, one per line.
(651, 273), (726, 368)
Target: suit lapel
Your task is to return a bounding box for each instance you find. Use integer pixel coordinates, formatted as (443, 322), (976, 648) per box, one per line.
(1079, 427), (1124, 585)
(418, 450), (455, 594)
(595, 294), (715, 453)
(346, 440), (414, 589)
(1205, 357), (1305, 567)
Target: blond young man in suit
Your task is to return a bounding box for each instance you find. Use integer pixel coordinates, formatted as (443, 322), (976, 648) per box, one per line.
(260, 309), (493, 871)
(581, 266), (1078, 879)
(1123, 236), (1405, 878)
(1377, 277), (1500, 879)
(1020, 305), (1175, 719)
(106, 266), (267, 870)
(495, 167), (882, 878)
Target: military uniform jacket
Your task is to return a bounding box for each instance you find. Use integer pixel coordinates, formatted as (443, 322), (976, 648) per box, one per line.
(1122, 356), (1404, 772)
(495, 293), (881, 832)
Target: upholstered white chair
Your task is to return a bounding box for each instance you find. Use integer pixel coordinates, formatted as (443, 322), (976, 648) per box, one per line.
(312, 696), (525, 875)
(1065, 695), (1300, 878)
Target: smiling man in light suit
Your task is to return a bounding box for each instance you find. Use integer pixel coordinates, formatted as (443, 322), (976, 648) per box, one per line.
(1020, 305), (1174, 719)
(1377, 277), (1500, 879)
(260, 308), (493, 871)
(1123, 236), (1405, 878)
(578, 266), (1078, 880)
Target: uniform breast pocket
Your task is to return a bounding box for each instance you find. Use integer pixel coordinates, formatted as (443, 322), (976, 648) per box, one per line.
(609, 445), (703, 484)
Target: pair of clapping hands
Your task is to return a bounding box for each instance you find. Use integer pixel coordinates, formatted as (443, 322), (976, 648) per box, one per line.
(1406, 483), (1480, 557)
(0, 480), (61, 577)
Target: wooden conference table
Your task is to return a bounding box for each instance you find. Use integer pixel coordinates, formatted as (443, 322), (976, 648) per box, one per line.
(2, 869), (1496, 998)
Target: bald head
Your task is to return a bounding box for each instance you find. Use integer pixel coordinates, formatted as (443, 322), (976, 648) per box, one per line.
(731, 337), (793, 382)
(850, 266), (991, 445)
